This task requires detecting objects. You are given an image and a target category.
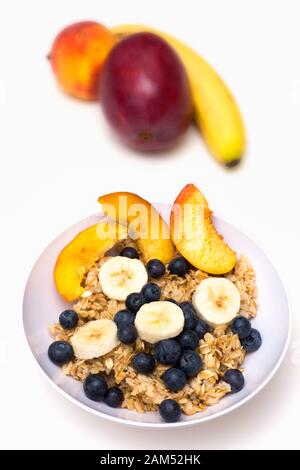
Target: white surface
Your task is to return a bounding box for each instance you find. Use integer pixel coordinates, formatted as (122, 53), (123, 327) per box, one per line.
(23, 211), (290, 427)
(0, 0), (299, 449)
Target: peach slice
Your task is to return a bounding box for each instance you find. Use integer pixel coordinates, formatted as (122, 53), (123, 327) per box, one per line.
(54, 221), (127, 302)
(98, 192), (175, 264)
(170, 184), (236, 274)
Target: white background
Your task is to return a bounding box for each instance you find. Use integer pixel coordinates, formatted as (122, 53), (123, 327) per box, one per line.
(1, 0), (300, 450)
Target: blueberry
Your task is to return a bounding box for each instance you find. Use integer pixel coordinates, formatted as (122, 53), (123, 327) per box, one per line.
(59, 309), (78, 330)
(146, 259), (166, 278)
(154, 339), (182, 365)
(231, 316), (251, 339)
(114, 309), (135, 327)
(179, 350), (202, 377)
(117, 324), (138, 344)
(162, 367), (187, 392)
(179, 302), (197, 330)
(48, 341), (74, 365)
(165, 298), (178, 305)
(83, 373), (108, 401)
(104, 387), (124, 408)
(132, 352), (156, 374)
(120, 247), (139, 259)
(125, 292), (145, 313)
(223, 369), (245, 393)
(194, 320), (210, 339)
(159, 399), (182, 423)
(241, 328), (262, 352)
(168, 257), (190, 277)
(141, 283), (161, 302)
(177, 330), (199, 350)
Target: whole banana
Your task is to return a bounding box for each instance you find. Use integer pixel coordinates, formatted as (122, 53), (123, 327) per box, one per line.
(111, 24), (246, 167)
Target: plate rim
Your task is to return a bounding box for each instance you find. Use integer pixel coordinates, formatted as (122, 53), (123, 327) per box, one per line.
(22, 211), (291, 428)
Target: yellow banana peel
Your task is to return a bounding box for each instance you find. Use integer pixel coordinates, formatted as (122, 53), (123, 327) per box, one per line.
(111, 24), (246, 167)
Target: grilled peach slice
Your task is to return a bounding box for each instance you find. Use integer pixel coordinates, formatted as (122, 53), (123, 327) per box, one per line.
(98, 192), (175, 264)
(54, 222), (127, 302)
(170, 184), (236, 274)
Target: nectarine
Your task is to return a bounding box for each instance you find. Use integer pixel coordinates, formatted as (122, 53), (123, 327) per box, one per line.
(50, 21), (116, 100)
(98, 191), (175, 263)
(170, 184), (236, 274)
(54, 221), (127, 302)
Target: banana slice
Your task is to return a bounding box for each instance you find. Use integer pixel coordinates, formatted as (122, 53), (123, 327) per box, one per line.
(193, 277), (240, 327)
(99, 256), (148, 301)
(135, 301), (184, 344)
(71, 319), (119, 359)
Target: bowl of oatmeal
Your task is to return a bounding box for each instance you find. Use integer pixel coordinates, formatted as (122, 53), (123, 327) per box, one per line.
(23, 187), (290, 427)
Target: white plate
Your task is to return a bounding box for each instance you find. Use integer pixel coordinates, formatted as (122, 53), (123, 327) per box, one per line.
(23, 206), (291, 428)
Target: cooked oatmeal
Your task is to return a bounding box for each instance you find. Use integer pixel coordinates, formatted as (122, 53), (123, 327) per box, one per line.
(50, 241), (257, 416)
